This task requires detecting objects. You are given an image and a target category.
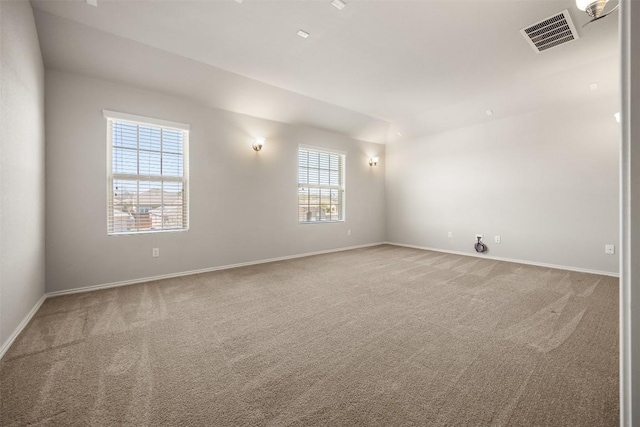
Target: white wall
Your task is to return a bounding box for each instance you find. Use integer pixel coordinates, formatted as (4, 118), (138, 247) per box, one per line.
(0, 1), (46, 351)
(386, 97), (619, 274)
(45, 70), (385, 293)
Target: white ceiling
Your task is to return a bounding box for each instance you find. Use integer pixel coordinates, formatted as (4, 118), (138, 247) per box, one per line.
(31, 0), (619, 143)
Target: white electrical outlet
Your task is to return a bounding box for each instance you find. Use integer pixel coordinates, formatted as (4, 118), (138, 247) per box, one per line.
(448, 231), (453, 238)
(605, 244), (615, 255)
(494, 236), (501, 244)
(475, 234), (483, 240)
(347, 229), (351, 236)
(152, 248), (160, 258)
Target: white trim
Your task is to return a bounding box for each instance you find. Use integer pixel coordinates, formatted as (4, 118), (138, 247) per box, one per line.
(106, 113), (190, 235)
(0, 294), (47, 360)
(619, 1), (632, 424)
(298, 144), (347, 156)
(46, 242), (384, 297)
(102, 110), (190, 131)
(2, 242), (617, 360)
(108, 228), (188, 237)
(384, 242), (620, 277)
(110, 173), (184, 182)
(299, 220), (346, 225)
(298, 145), (346, 224)
(4, 244), (385, 357)
(45, 242), (619, 299)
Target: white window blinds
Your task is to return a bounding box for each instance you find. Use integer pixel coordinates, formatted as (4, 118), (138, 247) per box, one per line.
(104, 111), (189, 235)
(298, 146), (345, 223)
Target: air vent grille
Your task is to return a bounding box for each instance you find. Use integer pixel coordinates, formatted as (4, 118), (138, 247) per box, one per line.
(520, 10), (579, 53)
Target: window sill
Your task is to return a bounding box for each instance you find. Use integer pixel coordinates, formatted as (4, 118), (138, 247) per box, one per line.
(108, 228), (189, 236)
(298, 220), (345, 225)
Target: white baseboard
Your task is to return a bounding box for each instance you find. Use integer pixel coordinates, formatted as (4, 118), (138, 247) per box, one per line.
(1, 241), (616, 359)
(3, 243), (385, 358)
(47, 242), (386, 298)
(384, 242), (619, 278)
(0, 294), (47, 360)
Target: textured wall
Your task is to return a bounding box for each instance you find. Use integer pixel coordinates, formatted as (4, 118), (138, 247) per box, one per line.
(386, 98), (619, 274)
(45, 70), (385, 293)
(0, 1), (46, 350)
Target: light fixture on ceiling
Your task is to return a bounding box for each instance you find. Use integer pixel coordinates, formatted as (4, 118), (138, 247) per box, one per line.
(397, 131), (403, 137)
(86, 0), (97, 6)
(331, 0), (346, 10)
(590, 82), (599, 90)
(369, 157), (379, 167)
(252, 137), (265, 151)
(486, 109), (494, 117)
(297, 30), (310, 39)
(576, 0), (619, 26)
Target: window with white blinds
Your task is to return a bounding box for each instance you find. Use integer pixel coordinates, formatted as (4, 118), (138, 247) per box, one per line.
(104, 110), (189, 235)
(298, 146), (345, 223)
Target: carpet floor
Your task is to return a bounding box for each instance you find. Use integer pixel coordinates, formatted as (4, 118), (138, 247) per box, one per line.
(1, 245), (619, 426)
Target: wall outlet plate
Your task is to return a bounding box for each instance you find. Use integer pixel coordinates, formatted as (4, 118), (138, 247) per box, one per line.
(152, 248), (160, 258)
(494, 236), (501, 244)
(605, 244), (615, 255)
(448, 231), (453, 238)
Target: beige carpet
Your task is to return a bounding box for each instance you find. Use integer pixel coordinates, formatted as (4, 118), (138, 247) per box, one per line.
(1, 245), (619, 426)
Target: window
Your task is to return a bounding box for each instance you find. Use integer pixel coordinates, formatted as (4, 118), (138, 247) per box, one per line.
(298, 146), (345, 223)
(104, 110), (189, 234)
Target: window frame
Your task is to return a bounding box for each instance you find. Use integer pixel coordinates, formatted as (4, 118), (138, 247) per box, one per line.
(297, 144), (346, 224)
(103, 110), (190, 236)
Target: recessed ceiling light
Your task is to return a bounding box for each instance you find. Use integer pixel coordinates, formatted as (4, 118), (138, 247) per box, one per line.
(590, 82), (599, 90)
(486, 109), (494, 116)
(297, 29), (310, 39)
(86, 0), (97, 6)
(331, 0), (346, 10)
(397, 131), (403, 136)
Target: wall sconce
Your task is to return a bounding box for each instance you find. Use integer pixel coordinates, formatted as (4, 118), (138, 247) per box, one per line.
(252, 137), (265, 151)
(369, 157), (379, 167)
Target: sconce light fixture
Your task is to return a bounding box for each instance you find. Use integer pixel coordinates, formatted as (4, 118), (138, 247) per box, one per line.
(369, 157), (379, 167)
(252, 137), (265, 151)
(576, 0), (619, 26)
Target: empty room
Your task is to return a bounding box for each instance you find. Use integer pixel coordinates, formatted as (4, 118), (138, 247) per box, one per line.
(2, 0), (640, 425)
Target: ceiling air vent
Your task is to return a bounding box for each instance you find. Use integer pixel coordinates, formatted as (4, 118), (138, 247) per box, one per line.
(520, 10), (579, 53)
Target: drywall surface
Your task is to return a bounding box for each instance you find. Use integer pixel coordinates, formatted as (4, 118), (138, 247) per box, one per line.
(0, 1), (46, 349)
(386, 99), (619, 274)
(45, 70), (385, 293)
